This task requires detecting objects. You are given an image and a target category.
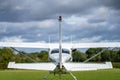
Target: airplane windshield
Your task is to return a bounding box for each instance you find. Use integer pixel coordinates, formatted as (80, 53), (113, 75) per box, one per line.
(51, 49), (70, 54)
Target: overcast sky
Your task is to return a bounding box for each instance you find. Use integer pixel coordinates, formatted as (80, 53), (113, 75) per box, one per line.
(0, 0), (120, 44)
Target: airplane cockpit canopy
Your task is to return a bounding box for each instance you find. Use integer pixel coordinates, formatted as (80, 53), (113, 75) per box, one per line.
(51, 49), (70, 54)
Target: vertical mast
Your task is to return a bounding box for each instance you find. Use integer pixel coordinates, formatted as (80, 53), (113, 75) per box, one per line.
(59, 16), (62, 69)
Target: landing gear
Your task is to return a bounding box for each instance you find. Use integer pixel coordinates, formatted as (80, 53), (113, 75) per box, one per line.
(44, 65), (77, 80)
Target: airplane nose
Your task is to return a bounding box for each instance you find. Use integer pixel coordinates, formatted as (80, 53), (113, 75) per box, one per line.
(50, 54), (59, 62)
(50, 54), (71, 63)
(61, 54), (71, 63)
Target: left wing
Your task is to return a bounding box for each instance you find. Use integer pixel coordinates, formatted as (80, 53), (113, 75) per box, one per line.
(8, 62), (56, 70)
(0, 42), (62, 49)
(0, 42), (49, 48)
(63, 62), (113, 71)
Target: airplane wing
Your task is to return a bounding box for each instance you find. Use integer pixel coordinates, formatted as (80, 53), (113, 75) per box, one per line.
(71, 42), (120, 48)
(0, 42), (120, 49)
(63, 62), (113, 71)
(8, 62), (56, 70)
(0, 42), (59, 49)
(0, 42), (50, 48)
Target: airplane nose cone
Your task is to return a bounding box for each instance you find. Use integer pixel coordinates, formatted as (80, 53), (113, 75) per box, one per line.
(61, 54), (71, 63)
(50, 53), (59, 62)
(50, 53), (71, 63)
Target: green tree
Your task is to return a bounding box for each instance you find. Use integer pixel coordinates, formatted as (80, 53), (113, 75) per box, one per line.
(0, 47), (15, 69)
(27, 52), (41, 62)
(0, 48), (15, 63)
(110, 50), (118, 62)
(101, 49), (119, 62)
(38, 51), (48, 62)
(117, 50), (120, 62)
(86, 48), (102, 62)
(101, 50), (111, 61)
(72, 50), (86, 62)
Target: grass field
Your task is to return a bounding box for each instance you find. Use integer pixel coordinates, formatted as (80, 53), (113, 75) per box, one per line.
(0, 69), (120, 80)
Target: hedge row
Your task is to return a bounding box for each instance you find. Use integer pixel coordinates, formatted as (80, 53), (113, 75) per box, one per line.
(0, 63), (7, 69)
(112, 62), (120, 68)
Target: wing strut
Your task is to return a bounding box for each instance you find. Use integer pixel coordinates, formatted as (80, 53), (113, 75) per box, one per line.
(83, 48), (108, 63)
(10, 47), (38, 63)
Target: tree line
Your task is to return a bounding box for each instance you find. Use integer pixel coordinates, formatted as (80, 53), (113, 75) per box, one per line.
(0, 47), (120, 69)
(72, 48), (120, 62)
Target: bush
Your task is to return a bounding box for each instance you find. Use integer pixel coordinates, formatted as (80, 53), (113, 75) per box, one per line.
(0, 63), (7, 69)
(112, 62), (120, 68)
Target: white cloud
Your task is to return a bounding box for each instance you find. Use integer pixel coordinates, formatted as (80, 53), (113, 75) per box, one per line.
(0, 26), (7, 33)
(108, 25), (116, 31)
(88, 7), (109, 23)
(63, 14), (107, 30)
(35, 41), (46, 43)
(62, 36), (70, 41)
(76, 36), (102, 42)
(37, 19), (56, 28)
(1, 36), (26, 42)
(14, 6), (24, 10)
(0, 19), (56, 29)
(64, 15), (88, 27)
(37, 34), (42, 37)
(94, 7), (109, 19)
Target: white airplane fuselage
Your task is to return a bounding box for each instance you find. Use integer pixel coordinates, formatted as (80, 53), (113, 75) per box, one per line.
(49, 48), (72, 65)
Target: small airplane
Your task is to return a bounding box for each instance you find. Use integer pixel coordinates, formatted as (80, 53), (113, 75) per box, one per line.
(0, 16), (120, 79)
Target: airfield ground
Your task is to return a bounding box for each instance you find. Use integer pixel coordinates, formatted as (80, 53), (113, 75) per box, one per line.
(0, 69), (120, 80)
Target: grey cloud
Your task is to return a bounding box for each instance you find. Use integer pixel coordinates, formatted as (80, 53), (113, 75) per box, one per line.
(87, 18), (106, 23)
(61, 21), (120, 42)
(0, 22), (59, 42)
(0, 0), (120, 43)
(100, 0), (120, 10)
(0, 0), (104, 22)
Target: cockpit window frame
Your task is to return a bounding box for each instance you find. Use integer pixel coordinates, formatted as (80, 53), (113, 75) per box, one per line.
(51, 48), (70, 54)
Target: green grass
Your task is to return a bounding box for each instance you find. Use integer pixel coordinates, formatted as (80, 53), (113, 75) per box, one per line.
(0, 69), (120, 80)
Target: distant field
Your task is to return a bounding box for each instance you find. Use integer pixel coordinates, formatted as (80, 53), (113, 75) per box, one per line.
(0, 69), (120, 80)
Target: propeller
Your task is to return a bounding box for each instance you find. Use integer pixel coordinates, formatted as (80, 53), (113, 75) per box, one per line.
(72, 49), (77, 52)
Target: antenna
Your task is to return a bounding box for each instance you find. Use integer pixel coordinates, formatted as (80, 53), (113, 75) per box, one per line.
(71, 35), (73, 44)
(48, 35), (51, 46)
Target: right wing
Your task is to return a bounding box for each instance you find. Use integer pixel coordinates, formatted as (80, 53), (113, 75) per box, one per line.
(71, 42), (120, 48)
(63, 62), (113, 71)
(8, 62), (56, 70)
